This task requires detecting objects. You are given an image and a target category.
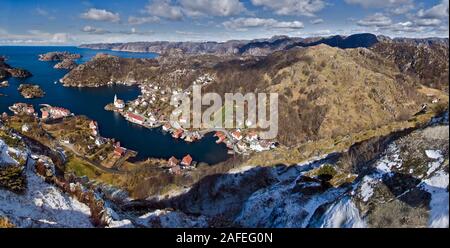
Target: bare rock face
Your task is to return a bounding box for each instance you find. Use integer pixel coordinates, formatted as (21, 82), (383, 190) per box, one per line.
(38, 52), (81, 61)
(54, 59), (78, 70)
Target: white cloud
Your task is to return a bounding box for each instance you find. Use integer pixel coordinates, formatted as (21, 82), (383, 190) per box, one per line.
(145, 0), (184, 20)
(357, 13), (392, 27)
(403, 0), (449, 31)
(51, 33), (71, 43)
(417, 0), (449, 19)
(311, 18), (324, 24)
(250, 0), (325, 16)
(144, 0), (245, 20)
(81, 25), (110, 34)
(0, 30), (73, 44)
(128, 16), (160, 25)
(223, 17), (304, 31)
(345, 0), (412, 8)
(180, 0), (246, 17)
(80, 26), (153, 36)
(81, 8), (120, 22)
(345, 0), (415, 15)
(414, 18), (442, 27)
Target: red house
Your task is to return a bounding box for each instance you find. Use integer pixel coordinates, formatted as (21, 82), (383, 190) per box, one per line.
(126, 112), (145, 125)
(214, 131), (226, 144)
(114, 146), (126, 157)
(181, 154), (193, 167)
(172, 129), (184, 139)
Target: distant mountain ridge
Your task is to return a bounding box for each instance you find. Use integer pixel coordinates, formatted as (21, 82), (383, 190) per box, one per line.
(79, 33), (449, 56)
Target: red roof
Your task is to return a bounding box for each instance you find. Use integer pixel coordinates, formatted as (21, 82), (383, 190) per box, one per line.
(173, 129), (184, 138)
(181, 155), (193, 166)
(127, 112), (145, 121)
(215, 131), (225, 137)
(114, 146), (126, 156)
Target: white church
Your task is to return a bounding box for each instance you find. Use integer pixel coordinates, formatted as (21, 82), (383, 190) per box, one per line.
(114, 94), (125, 109)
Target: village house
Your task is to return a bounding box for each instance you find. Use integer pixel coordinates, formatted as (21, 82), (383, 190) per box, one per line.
(114, 94), (125, 109)
(114, 146), (126, 157)
(181, 154), (193, 167)
(89, 121), (98, 136)
(168, 156), (179, 167)
(231, 130), (243, 141)
(250, 140), (275, 152)
(126, 112), (145, 125)
(95, 138), (104, 147)
(162, 123), (171, 132)
(246, 131), (259, 142)
(214, 131), (227, 144)
(9, 103), (35, 115)
(172, 129), (184, 139)
(41, 106), (71, 120)
(237, 141), (248, 151)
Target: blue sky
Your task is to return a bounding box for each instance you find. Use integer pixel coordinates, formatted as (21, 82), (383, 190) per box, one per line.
(0, 0), (448, 45)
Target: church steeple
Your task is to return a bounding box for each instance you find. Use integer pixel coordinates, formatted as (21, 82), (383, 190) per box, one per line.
(114, 94), (117, 104)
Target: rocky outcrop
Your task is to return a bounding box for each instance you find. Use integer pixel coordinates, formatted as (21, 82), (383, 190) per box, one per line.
(6, 68), (32, 78)
(0, 57), (32, 79)
(17, 84), (45, 99)
(38, 51), (81, 61)
(54, 59), (78, 70)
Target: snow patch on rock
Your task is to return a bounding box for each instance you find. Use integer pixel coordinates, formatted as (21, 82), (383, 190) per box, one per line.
(136, 209), (208, 228)
(312, 196), (366, 228)
(0, 139), (19, 166)
(0, 146), (93, 227)
(420, 170), (449, 228)
(425, 150), (444, 176)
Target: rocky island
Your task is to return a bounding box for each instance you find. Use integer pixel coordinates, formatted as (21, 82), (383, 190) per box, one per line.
(17, 84), (45, 99)
(0, 56), (32, 80)
(54, 59), (78, 70)
(38, 51), (81, 61)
